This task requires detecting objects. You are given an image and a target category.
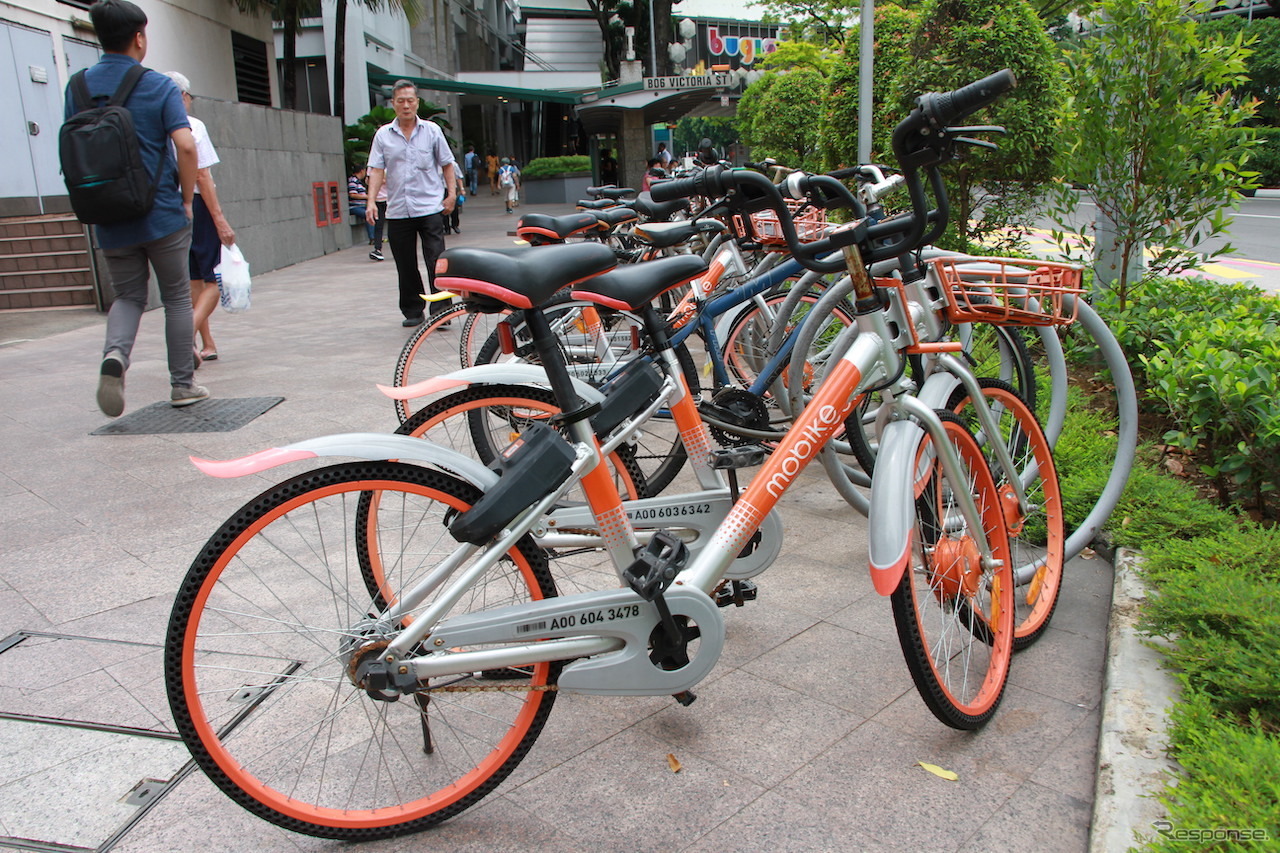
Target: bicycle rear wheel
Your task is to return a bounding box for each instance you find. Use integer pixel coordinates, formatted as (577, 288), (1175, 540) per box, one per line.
(891, 413), (1015, 730)
(948, 379), (1064, 650)
(166, 462), (558, 839)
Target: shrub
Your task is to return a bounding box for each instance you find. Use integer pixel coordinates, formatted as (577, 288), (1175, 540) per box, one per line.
(1248, 126), (1280, 188)
(1082, 276), (1280, 512)
(1108, 452), (1240, 549)
(520, 156), (591, 180)
(1140, 525), (1280, 730)
(1146, 692), (1280, 852)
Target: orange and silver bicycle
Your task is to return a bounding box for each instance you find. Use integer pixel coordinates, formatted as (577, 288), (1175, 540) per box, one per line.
(165, 72), (1021, 840)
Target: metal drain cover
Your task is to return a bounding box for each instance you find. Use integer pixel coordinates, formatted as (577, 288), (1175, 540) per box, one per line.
(91, 396), (284, 435)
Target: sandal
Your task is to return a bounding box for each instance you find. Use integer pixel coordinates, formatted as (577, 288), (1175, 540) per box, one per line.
(201, 351), (219, 361)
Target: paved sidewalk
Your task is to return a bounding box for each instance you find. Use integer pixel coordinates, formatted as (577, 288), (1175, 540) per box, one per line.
(0, 192), (1109, 852)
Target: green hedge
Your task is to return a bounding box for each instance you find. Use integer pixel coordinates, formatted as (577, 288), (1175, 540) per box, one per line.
(1095, 277), (1280, 513)
(1063, 280), (1280, 851)
(520, 156), (591, 181)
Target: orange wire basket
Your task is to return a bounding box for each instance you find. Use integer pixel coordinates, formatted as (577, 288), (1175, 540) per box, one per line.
(736, 199), (829, 245)
(932, 257), (1084, 327)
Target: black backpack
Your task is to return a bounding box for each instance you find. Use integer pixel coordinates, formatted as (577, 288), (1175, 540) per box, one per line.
(59, 65), (159, 225)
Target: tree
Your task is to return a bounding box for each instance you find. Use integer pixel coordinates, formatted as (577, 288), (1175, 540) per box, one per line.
(737, 67), (827, 170)
(753, 0), (855, 46)
(1047, 0), (1258, 306)
(332, 0), (421, 119)
(232, 0), (321, 110)
(1199, 15), (1280, 127)
(898, 0), (1064, 251)
(585, 0), (676, 82)
(820, 3), (920, 169)
(758, 38), (838, 74)
(672, 117), (739, 158)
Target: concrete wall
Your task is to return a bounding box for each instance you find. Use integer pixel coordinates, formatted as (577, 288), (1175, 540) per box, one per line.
(189, 96), (352, 274)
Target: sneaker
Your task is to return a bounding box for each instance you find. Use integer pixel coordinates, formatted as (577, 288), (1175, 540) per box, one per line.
(370, 249), (384, 261)
(171, 384), (210, 407)
(402, 315), (425, 327)
(97, 351), (126, 417)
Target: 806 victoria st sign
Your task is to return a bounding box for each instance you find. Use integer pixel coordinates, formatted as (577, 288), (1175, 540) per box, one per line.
(643, 74), (733, 90)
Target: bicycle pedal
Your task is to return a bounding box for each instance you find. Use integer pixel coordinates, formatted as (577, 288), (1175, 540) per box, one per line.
(714, 579), (759, 608)
(623, 531), (689, 601)
(710, 445), (766, 470)
(672, 690), (697, 706)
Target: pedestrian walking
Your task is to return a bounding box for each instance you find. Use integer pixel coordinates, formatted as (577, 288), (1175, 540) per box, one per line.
(463, 144), (479, 196)
(498, 158), (521, 214)
(66, 0), (206, 416)
(164, 70), (235, 365)
(364, 80), (457, 326)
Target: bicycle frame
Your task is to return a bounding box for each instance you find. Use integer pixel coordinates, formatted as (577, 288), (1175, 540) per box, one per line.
(358, 280), (999, 694)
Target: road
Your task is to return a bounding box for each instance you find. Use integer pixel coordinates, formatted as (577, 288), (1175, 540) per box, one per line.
(1028, 192), (1280, 293)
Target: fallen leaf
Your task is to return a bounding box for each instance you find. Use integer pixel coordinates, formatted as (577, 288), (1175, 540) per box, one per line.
(667, 753), (682, 773)
(1121, 516), (1132, 528)
(1164, 457), (1185, 476)
(918, 761), (958, 781)
(1081, 547), (1096, 559)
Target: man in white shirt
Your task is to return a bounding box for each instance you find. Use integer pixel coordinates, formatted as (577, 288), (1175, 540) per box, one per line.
(365, 80), (457, 326)
(656, 141), (673, 167)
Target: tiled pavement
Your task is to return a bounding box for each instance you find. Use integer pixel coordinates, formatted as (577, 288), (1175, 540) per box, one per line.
(0, 192), (1110, 852)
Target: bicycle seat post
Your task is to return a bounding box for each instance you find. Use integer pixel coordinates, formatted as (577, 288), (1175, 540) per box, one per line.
(520, 307), (600, 426)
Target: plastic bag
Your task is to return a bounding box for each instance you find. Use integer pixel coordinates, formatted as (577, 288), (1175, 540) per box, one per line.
(215, 243), (252, 313)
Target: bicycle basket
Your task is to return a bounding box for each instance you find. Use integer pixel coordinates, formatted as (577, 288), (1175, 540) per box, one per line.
(736, 199), (828, 246)
(932, 257), (1084, 327)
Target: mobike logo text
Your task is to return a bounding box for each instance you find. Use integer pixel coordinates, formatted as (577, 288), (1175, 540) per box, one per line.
(707, 27), (778, 66)
(692, 250), (731, 298)
(764, 404), (844, 498)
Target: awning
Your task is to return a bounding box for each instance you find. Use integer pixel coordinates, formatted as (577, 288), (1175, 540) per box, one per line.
(368, 72), (726, 133)
(368, 72), (583, 105)
(575, 83), (723, 134)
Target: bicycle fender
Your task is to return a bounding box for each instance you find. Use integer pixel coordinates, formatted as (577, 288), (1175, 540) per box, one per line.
(190, 433), (500, 491)
(867, 419), (926, 596)
(378, 365), (605, 404)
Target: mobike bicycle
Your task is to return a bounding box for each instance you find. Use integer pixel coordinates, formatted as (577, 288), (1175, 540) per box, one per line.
(165, 71), (1024, 840)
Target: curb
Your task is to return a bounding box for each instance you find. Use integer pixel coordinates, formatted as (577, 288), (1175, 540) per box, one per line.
(1088, 548), (1182, 852)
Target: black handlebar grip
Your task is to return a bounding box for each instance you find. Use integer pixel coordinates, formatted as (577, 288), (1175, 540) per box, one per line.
(649, 175), (700, 202)
(926, 69), (1017, 128)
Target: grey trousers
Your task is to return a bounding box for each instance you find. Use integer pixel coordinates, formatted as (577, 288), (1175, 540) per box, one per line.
(101, 225), (195, 388)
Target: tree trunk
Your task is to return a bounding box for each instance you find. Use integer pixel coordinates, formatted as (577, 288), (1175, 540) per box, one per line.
(283, 17), (298, 110)
(653, 0), (674, 77)
(333, 0), (347, 119)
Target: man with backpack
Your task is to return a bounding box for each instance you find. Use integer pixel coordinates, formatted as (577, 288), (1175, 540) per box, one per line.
(498, 158), (521, 214)
(463, 145), (479, 196)
(62, 0), (203, 417)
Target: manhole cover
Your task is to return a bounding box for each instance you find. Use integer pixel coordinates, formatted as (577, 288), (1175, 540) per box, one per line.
(91, 396), (284, 435)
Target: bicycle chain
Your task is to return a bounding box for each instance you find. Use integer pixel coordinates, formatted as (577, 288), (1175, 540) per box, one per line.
(425, 683), (558, 693)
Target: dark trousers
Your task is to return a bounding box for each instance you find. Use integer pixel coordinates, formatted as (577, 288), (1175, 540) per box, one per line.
(371, 201), (388, 251)
(387, 213), (447, 319)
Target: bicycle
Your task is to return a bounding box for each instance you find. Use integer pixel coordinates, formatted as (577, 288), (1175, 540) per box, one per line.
(166, 71), (1023, 839)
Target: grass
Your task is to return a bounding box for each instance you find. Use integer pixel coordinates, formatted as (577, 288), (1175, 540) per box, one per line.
(1050, 312), (1280, 851)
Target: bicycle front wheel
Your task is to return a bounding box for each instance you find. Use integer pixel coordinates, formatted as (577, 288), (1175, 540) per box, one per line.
(891, 413), (1015, 730)
(392, 304), (474, 424)
(166, 462), (558, 839)
(949, 379), (1065, 650)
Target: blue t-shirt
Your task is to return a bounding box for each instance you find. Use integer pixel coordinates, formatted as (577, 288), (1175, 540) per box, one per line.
(63, 54), (190, 249)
